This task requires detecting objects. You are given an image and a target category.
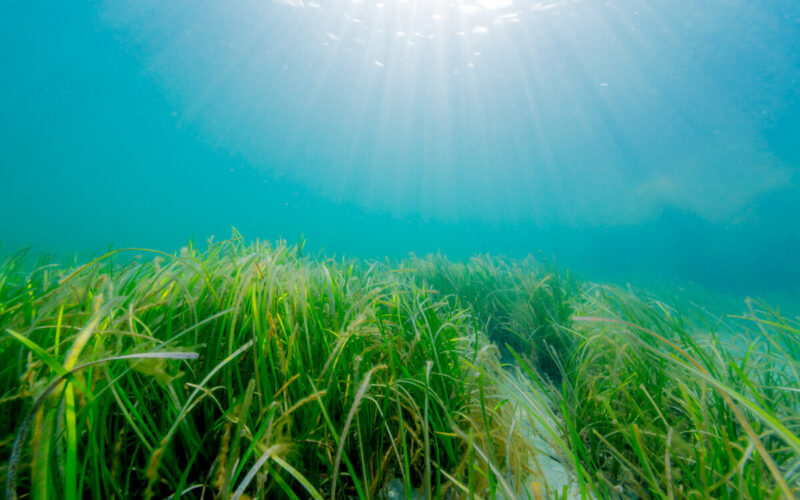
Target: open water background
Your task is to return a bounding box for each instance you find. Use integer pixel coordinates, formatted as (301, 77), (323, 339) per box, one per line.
(2, 0), (799, 309)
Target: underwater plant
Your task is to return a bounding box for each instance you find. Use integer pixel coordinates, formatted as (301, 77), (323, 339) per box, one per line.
(511, 286), (800, 499)
(409, 254), (577, 381)
(0, 236), (534, 499)
(0, 234), (797, 499)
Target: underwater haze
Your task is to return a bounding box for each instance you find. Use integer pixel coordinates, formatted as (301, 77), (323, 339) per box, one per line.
(2, 0), (799, 300)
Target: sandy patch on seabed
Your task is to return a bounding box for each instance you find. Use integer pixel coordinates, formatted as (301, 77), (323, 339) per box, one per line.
(379, 370), (590, 499)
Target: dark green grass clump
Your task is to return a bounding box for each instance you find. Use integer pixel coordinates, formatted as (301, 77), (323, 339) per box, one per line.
(1, 235), (799, 499)
(408, 255), (576, 381)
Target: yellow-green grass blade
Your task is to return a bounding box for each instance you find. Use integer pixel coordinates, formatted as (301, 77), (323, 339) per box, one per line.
(64, 382), (78, 500)
(6, 351), (199, 500)
(331, 365), (383, 500)
(271, 455), (325, 500)
(4, 328), (91, 398)
(144, 341), (251, 499)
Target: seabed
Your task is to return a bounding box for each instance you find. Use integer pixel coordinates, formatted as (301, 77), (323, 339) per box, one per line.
(1, 234), (798, 499)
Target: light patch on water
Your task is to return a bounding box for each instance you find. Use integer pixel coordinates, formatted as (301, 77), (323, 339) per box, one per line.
(494, 12), (520, 24)
(273, 0), (304, 7)
(472, 25), (489, 34)
(459, 5), (482, 15)
(374, 60), (384, 67)
(531, 1), (564, 11)
(478, 0), (514, 10)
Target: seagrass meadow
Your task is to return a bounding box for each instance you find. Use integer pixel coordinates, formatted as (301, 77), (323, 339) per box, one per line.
(5, 0), (800, 498)
(0, 235), (798, 499)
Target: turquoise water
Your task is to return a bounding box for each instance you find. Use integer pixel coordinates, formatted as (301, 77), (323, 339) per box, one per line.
(1, 0), (798, 302)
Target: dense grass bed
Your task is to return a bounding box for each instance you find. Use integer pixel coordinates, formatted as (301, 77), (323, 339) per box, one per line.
(0, 235), (798, 499)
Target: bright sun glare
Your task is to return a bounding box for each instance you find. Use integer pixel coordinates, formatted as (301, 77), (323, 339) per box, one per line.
(274, 0), (557, 52)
